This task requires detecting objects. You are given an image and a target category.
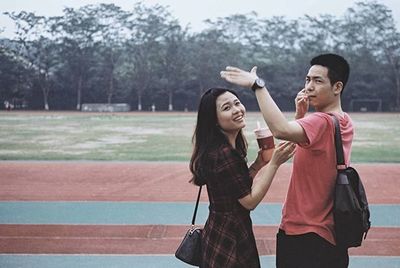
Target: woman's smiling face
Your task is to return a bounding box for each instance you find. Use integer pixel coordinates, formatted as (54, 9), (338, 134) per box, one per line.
(215, 91), (246, 134)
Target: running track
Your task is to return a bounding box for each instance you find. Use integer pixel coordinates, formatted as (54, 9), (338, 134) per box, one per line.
(0, 162), (399, 267)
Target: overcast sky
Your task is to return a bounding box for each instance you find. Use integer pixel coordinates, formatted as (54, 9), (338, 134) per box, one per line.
(1, 0), (399, 38)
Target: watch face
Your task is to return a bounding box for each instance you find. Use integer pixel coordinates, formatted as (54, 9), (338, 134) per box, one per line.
(257, 78), (265, 88)
(252, 78), (265, 91)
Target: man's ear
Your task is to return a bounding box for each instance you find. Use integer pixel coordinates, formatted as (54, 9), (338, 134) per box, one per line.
(333, 81), (343, 96)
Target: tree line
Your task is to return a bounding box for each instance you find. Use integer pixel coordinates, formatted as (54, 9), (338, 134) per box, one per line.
(0, 1), (399, 111)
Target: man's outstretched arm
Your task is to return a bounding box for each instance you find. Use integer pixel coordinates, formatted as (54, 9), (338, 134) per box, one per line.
(220, 66), (308, 144)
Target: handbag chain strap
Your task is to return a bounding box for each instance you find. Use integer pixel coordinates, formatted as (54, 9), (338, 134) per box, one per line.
(191, 186), (202, 228)
(331, 115), (346, 170)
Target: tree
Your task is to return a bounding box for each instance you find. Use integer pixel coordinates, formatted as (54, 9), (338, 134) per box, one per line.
(300, 14), (343, 55)
(343, 1), (400, 111)
(255, 16), (305, 109)
(95, 4), (129, 104)
(0, 42), (31, 108)
(5, 11), (59, 110)
(1, 1), (399, 111)
(203, 13), (261, 60)
(124, 2), (171, 110)
(53, 6), (103, 110)
(157, 23), (188, 110)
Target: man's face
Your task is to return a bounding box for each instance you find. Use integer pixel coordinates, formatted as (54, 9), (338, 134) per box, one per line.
(304, 65), (338, 111)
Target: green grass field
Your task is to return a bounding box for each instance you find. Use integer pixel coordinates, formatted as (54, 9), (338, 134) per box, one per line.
(0, 111), (399, 162)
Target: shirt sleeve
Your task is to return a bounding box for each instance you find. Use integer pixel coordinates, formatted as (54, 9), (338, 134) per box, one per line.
(215, 146), (252, 199)
(296, 112), (333, 148)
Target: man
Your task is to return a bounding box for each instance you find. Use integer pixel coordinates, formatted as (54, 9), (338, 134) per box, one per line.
(220, 54), (352, 268)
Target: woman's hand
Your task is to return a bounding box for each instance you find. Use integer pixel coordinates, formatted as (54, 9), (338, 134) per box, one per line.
(220, 66), (258, 88)
(269, 141), (296, 167)
(241, 141), (296, 210)
(254, 149), (269, 167)
(248, 148), (274, 179)
(295, 88), (309, 119)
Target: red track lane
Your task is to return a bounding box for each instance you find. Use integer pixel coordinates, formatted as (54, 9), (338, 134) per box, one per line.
(0, 224), (398, 256)
(0, 162), (399, 203)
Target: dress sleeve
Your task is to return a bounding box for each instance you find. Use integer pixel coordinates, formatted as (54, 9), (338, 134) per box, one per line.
(215, 146), (252, 199)
(296, 112), (333, 148)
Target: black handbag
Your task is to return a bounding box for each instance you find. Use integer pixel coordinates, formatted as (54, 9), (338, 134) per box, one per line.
(175, 186), (203, 266)
(331, 116), (371, 248)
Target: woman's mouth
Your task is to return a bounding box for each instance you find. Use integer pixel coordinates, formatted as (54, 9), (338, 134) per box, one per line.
(233, 115), (244, 122)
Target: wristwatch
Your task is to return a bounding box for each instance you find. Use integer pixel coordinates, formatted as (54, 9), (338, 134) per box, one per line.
(251, 78), (265, 91)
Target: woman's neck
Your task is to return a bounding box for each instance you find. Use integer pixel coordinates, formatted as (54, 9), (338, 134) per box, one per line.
(222, 130), (238, 149)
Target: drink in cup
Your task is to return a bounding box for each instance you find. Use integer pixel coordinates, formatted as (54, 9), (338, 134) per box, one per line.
(254, 121), (275, 161)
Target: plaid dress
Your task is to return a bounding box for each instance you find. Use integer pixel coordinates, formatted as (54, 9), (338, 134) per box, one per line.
(200, 143), (260, 268)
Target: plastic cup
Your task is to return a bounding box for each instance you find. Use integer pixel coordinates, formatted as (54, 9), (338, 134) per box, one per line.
(254, 127), (275, 161)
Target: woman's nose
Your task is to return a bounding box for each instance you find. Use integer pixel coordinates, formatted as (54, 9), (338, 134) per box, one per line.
(232, 106), (241, 113)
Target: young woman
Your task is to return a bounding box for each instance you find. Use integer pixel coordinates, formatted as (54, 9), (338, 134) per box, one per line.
(190, 87), (295, 267)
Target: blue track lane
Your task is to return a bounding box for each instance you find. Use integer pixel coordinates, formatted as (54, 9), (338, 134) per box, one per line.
(0, 255), (399, 268)
(0, 201), (399, 226)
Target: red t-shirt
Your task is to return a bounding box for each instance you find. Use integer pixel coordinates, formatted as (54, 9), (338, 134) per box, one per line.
(280, 112), (353, 245)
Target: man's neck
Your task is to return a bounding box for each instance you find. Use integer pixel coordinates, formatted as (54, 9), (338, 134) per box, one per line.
(317, 100), (343, 114)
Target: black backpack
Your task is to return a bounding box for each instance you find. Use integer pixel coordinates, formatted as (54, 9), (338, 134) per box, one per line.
(331, 116), (371, 248)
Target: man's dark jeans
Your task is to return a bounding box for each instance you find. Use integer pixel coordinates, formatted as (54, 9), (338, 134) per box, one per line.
(276, 229), (349, 268)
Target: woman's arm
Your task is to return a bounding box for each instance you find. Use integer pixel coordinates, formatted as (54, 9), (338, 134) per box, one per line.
(248, 150), (269, 179)
(239, 141), (296, 210)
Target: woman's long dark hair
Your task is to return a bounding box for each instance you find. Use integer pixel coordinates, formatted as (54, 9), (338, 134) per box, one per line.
(189, 88), (247, 186)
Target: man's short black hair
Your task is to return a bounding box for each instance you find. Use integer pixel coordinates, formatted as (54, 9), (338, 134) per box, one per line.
(310, 53), (350, 91)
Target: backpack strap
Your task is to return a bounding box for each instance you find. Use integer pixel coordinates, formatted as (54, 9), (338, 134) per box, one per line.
(330, 115), (346, 170)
